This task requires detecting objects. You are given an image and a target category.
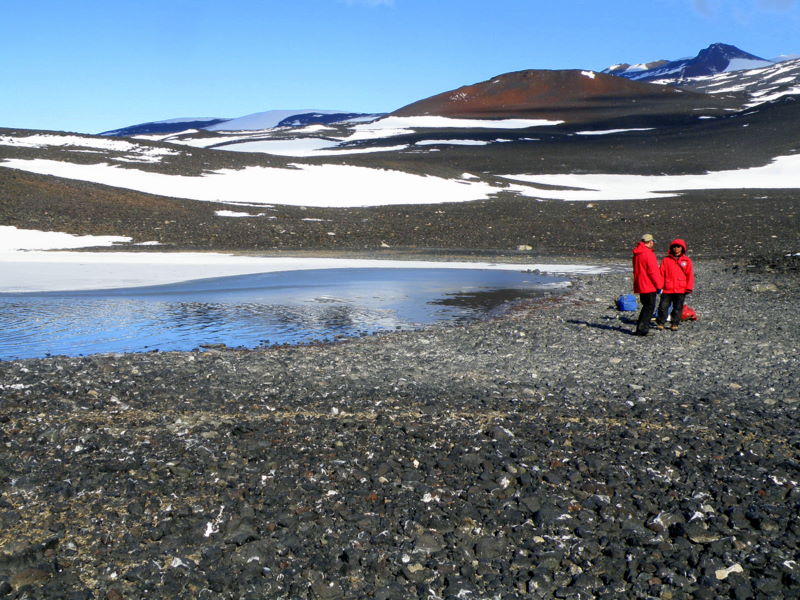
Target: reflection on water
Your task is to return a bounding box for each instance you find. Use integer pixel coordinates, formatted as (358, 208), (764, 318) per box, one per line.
(0, 268), (567, 360)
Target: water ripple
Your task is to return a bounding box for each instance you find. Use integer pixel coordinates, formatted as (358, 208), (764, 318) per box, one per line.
(0, 268), (565, 360)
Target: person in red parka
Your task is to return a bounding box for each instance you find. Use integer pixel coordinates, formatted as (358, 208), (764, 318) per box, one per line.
(632, 233), (664, 336)
(656, 238), (694, 331)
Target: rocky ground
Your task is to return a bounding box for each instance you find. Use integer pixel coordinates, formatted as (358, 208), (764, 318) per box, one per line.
(2, 168), (799, 260)
(1, 254), (798, 599)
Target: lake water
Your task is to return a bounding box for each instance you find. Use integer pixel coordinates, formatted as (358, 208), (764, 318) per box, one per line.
(0, 268), (567, 360)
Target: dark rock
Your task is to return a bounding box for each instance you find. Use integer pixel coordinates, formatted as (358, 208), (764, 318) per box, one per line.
(533, 505), (564, 527)
(10, 567), (51, 588)
(0, 262), (798, 599)
(309, 578), (344, 600)
(373, 583), (409, 600)
(443, 576), (479, 598)
(753, 577), (784, 594)
(474, 536), (508, 562)
(413, 533), (445, 555)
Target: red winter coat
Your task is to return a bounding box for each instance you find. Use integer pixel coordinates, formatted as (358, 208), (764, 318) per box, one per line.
(632, 241), (663, 293)
(660, 239), (694, 294)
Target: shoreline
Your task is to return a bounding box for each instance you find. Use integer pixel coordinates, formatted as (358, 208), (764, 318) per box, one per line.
(1, 257), (798, 598)
(0, 249), (617, 294)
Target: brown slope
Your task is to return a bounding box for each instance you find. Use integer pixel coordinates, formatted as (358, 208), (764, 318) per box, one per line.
(391, 69), (732, 123)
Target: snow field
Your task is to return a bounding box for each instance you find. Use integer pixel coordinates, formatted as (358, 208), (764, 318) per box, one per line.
(0, 159), (497, 207)
(5, 147), (800, 206)
(502, 153), (800, 201)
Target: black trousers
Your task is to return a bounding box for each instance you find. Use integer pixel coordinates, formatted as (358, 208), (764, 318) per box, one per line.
(657, 293), (686, 327)
(636, 292), (658, 335)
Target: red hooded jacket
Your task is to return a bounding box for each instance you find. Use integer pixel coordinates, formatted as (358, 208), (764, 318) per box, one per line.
(660, 238), (694, 294)
(632, 241), (663, 294)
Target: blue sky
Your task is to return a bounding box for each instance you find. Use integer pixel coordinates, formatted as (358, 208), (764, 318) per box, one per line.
(2, 0), (798, 134)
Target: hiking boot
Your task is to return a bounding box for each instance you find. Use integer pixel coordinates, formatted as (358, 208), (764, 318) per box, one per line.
(670, 324), (679, 331)
(656, 323), (665, 330)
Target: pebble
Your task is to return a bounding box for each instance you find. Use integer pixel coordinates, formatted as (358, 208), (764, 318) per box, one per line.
(0, 259), (797, 598)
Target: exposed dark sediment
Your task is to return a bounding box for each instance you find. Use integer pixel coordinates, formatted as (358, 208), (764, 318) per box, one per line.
(0, 258), (799, 599)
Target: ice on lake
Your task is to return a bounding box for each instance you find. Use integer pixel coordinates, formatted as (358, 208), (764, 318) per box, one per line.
(0, 268), (567, 360)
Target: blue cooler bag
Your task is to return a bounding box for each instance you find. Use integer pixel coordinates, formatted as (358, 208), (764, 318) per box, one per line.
(616, 294), (637, 311)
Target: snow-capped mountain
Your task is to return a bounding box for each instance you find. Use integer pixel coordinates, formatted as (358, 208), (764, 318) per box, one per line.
(274, 112), (380, 128)
(603, 43), (774, 83)
(604, 59), (670, 77)
(99, 43), (791, 141)
(203, 110), (379, 132)
(672, 57), (800, 108)
(100, 118), (231, 137)
(101, 110), (380, 137)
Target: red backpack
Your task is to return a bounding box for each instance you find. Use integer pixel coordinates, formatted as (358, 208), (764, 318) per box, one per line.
(682, 305), (698, 321)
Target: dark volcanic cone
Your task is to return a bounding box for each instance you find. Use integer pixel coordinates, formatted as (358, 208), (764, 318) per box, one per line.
(392, 69), (735, 124)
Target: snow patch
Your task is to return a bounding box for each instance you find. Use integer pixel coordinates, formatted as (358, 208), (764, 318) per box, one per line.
(415, 139), (490, 146)
(0, 134), (178, 158)
(575, 128), (654, 135)
(205, 109), (346, 131)
(725, 58), (774, 72)
(215, 210), (265, 218)
(0, 225), (130, 251)
(217, 139), (409, 156)
(502, 153), (800, 201)
(0, 158), (500, 207)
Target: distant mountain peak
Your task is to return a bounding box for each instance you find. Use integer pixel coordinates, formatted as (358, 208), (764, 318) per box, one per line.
(102, 110), (379, 137)
(100, 118), (230, 137)
(603, 43), (774, 83)
(697, 42), (766, 64)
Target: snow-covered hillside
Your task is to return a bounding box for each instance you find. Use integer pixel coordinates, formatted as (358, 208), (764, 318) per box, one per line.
(149, 115), (563, 157)
(100, 118), (230, 137)
(3, 123), (800, 207)
(2, 49), (799, 215)
(668, 58), (800, 108)
(102, 110), (380, 137)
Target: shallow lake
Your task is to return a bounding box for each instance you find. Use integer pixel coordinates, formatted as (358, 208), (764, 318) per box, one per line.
(0, 267), (567, 360)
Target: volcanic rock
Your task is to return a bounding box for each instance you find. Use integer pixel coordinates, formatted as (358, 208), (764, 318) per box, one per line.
(391, 69), (731, 123)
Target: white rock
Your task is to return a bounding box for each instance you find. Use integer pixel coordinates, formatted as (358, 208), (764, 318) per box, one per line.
(715, 563), (744, 580)
(170, 557), (191, 569)
(751, 283), (778, 293)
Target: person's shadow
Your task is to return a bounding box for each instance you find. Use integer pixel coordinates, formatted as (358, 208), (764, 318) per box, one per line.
(568, 317), (639, 335)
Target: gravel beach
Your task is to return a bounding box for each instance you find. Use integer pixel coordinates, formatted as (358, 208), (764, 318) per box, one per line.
(1, 254), (798, 599)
